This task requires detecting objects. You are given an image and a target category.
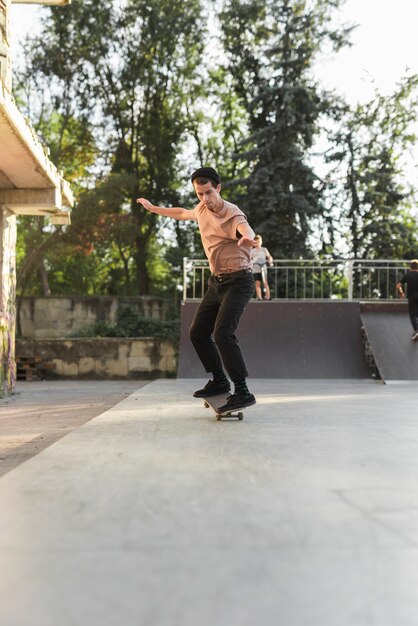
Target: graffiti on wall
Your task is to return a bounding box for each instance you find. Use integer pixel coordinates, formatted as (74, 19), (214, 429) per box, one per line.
(0, 210), (17, 397)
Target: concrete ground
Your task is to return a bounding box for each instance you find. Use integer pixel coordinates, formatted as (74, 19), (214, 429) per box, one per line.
(1, 378), (418, 625)
(0, 380), (146, 477)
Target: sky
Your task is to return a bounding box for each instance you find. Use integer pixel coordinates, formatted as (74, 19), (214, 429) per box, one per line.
(9, 0), (418, 105)
(313, 0), (418, 104)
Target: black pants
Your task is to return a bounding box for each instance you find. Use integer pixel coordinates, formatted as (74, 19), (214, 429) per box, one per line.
(189, 273), (255, 381)
(408, 296), (418, 331)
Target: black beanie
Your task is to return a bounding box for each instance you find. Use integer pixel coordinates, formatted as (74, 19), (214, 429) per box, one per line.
(191, 167), (221, 185)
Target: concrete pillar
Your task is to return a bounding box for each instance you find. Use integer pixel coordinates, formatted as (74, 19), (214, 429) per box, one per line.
(0, 0), (12, 92)
(0, 207), (17, 397)
(1, 0), (14, 397)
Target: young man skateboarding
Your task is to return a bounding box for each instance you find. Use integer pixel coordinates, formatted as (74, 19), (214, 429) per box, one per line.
(397, 259), (418, 341)
(137, 166), (257, 413)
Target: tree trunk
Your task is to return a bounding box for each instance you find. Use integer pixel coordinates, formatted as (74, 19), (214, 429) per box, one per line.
(40, 263), (51, 296)
(134, 234), (150, 295)
(347, 140), (361, 258)
(16, 230), (60, 291)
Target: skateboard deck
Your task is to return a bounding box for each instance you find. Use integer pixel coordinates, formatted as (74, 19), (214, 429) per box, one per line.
(202, 392), (244, 421)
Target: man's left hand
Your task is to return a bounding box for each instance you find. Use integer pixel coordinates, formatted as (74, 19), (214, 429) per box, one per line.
(238, 236), (257, 248)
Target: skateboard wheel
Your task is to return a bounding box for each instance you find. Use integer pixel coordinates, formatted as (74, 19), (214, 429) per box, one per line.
(216, 415), (221, 421)
(204, 401), (209, 408)
(238, 412), (243, 420)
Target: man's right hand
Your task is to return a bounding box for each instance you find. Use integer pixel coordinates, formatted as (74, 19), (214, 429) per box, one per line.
(136, 197), (154, 211)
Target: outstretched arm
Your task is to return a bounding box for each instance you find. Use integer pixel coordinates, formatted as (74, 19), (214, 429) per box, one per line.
(236, 221), (257, 247)
(136, 198), (196, 221)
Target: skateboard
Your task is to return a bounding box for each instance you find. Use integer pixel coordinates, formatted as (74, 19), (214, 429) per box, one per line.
(202, 393), (244, 421)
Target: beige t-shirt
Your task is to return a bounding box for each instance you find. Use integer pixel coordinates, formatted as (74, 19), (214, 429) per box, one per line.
(192, 199), (252, 275)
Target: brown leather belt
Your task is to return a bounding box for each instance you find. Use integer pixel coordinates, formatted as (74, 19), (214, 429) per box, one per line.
(213, 269), (252, 283)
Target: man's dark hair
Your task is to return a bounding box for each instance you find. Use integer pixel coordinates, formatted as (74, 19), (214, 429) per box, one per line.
(191, 166), (221, 187)
(193, 176), (218, 188)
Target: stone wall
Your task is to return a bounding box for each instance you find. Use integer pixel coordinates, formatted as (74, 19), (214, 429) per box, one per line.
(17, 296), (171, 339)
(0, 208), (16, 396)
(16, 337), (176, 379)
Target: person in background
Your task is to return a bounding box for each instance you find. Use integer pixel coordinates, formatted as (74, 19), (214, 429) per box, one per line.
(251, 235), (273, 300)
(137, 166), (257, 414)
(396, 258), (418, 341)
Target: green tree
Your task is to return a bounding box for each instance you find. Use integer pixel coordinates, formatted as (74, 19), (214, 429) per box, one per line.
(219, 0), (353, 258)
(14, 41), (99, 297)
(17, 0), (205, 295)
(327, 75), (418, 259)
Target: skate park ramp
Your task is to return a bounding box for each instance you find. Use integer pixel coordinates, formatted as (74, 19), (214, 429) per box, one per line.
(178, 301), (370, 379)
(360, 302), (418, 382)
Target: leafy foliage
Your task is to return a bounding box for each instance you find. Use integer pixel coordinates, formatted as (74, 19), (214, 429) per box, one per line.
(219, 0), (354, 258)
(327, 75), (418, 258)
(13, 0), (418, 304)
(69, 305), (180, 343)
(15, 0), (206, 296)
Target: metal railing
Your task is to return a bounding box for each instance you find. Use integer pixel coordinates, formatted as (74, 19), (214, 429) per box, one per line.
(182, 258), (411, 301)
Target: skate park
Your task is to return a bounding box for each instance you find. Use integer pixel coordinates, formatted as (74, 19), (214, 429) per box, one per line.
(2, 280), (418, 625)
(2, 0), (418, 621)
(179, 299), (418, 381)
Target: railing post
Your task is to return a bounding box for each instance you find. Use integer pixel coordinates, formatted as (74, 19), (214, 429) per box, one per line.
(183, 257), (188, 302)
(347, 260), (354, 301)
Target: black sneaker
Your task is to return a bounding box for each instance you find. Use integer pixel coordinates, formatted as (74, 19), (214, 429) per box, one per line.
(217, 393), (256, 414)
(193, 379), (231, 398)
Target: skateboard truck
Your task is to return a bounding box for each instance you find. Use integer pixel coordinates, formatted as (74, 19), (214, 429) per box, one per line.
(203, 400), (244, 421)
(201, 393), (244, 421)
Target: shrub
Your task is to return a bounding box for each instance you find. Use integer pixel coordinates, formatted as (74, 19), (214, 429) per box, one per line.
(69, 305), (179, 343)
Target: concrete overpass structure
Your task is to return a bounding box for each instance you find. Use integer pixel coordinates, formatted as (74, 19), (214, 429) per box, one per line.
(0, 0), (72, 396)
